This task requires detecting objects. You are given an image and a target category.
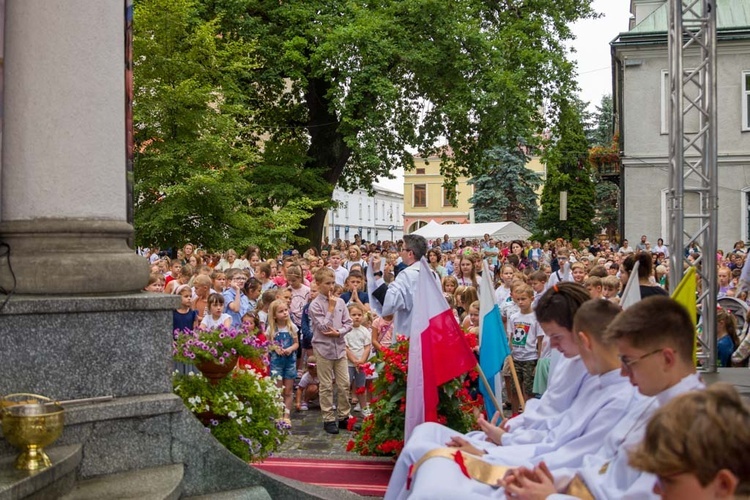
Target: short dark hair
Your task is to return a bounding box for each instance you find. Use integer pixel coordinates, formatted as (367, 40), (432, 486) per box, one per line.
(573, 299), (621, 344)
(403, 234), (428, 260)
(605, 296), (694, 363)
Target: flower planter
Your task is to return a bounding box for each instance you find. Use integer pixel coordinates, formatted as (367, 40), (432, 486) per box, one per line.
(196, 357), (237, 385)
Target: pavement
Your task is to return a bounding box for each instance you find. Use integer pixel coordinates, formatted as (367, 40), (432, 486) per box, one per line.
(275, 402), (391, 462)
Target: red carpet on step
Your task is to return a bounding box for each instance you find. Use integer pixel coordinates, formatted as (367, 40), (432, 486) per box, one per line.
(253, 457), (393, 497)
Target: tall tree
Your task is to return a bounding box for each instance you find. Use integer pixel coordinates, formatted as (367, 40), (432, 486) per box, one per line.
(469, 146), (541, 230)
(196, 0), (597, 246)
(589, 95), (615, 147)
(537, 98), (596, 240)
(132, 0), (319, 254)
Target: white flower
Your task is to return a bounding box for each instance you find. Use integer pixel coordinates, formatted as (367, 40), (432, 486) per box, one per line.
(188, 371), (195, 377)
(246, 407), (253, 415)
(228, 411), (237, 419)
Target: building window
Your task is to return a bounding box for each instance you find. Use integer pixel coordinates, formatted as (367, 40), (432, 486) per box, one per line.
(743, 71), (750, 131)
(373, 201), (377, 220)
(413, 184), (427, 207)
(358, 201), (362, 219)
(443, 187), (457, 207)
(367, 204), (371, 221)
(416, 168), (426, 175)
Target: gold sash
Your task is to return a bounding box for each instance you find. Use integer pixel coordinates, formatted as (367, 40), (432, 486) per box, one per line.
(409, 447), (509, 487)
(409, 448), (596, 500)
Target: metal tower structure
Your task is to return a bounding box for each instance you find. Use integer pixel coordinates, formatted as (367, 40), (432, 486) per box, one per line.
(667, 0), (718, 371)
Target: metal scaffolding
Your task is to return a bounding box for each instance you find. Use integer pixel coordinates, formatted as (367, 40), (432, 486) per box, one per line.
(667, 0), (718, 371)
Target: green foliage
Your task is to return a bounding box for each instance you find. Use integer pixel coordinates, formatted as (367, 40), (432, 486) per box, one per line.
(594, 180), (620, 237)
(469, 146), (541, 231)
(133, 0), (320, 253)
(588, 95), (615, 147)
(174, 369), (289, 462)
(536, 99), (596, 240)
(195, 0), (597, 245)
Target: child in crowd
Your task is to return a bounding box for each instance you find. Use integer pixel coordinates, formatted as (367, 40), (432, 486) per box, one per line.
(328, 250), (349, 286)
(460, 287), (479, 322)
(505, 284), (542, 414)
(340, 270), (370, 310)
(371, 311), (394, 352)
(267, 298), (299, 425)
(601, 275), (620, 303)
(191, 275), (212, 325)
(165, 259), (182, 286)
(454, 285), (467, 320)
(165, 264), (192, 294)
(286, 265), (310, 375)
(346, 303), (372, 417)
(309, 267), (354, 435)
(244, 277), (261, 312)
(211, 270), (226, 294)
(200, 293), (232, 330)
(173, 284), (198, 332)
(462, 300), (480, 335)
(257, 290), (277, 331)
(442, 275), (458, 296)
(144, 273), (165, 293)
(716, 307), (739, 367)
(223, 269), (250, 328)
(296, 356), (319, 411)
(629, 384), (750, 499)
(528, 270), (547, 308)
(455, 256), (480, 289)
(570, 261), (586, 284)
(500, 280), (524, 321)
(494, 264), (515, 308)
(332, 284), (345, 298)
(238, 311), (269, 376)
(584, 275), (603, 299)
(299, 281), (318, 368)
(258, 262), (277, 292)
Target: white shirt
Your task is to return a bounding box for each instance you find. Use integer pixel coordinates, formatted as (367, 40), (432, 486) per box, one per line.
(551, 372), (705, 500)
(506, 310), (541, 362)
(345, 325), (372, 366)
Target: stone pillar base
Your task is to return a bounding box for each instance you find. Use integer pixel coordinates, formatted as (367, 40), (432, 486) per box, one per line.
(0, 219), (149, 294)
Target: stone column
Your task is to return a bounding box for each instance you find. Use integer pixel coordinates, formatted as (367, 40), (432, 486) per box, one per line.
(0, 0), (147, 294)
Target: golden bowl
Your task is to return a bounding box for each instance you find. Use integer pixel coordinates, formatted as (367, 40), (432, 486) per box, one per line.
(1, 393), (64, 470)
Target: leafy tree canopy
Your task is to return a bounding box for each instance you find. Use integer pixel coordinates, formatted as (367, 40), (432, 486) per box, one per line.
(536, 97), (596, 240)
(469, 145), (541, 231)
(197, 0), (598, 245)
(133, 0), (320, 254)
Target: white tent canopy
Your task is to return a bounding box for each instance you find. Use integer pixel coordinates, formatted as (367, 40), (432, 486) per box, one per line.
(412, 220), (532, 242)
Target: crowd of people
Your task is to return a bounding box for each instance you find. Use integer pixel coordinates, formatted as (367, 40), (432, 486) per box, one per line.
(140, 232), (750, 498)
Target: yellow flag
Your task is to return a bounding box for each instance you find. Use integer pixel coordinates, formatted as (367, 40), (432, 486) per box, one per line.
(670, 267), (698, 363)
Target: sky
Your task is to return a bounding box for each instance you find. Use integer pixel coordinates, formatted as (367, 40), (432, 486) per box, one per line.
(375, 0), (632, 195)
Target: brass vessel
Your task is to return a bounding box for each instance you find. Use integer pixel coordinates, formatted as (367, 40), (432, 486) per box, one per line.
(1, 393), (64, 470)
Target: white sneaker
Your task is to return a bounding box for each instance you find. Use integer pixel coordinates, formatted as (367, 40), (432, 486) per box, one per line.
(354, 403), (362, 412)
(361, 407), (372, 417)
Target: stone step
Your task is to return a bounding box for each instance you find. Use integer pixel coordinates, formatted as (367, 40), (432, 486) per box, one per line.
(59, 463), (183, 500)
(184, 486), (272, 500)
(0, 444), (81, 500)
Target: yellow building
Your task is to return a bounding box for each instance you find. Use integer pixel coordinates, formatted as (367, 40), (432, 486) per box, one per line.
(403, 153), (546, 234)
(403, 154), (473, 233)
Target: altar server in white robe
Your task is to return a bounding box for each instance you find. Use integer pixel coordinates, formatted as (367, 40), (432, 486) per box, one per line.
(400, 300), (636, 499)
(503, 296), (705, 500)
(385, 284), (592, 500)
(629, 384), (750, 500)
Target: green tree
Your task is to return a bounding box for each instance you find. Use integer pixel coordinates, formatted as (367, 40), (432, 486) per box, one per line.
(133, 0), (318, 254)
(469, 146), (541, 230)
(537, 98), (596, 240)
(589, 95), (615, 147)
(197, 0), (597, 246)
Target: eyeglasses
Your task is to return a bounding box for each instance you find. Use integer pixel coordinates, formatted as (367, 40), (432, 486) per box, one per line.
(619, 348), (664, 373)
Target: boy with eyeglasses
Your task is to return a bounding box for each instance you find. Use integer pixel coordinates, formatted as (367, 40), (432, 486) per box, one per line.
(502, 296), (703, 499)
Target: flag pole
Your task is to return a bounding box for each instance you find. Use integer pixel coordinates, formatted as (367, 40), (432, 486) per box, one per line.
(475, 363), (504, 419)
(506, 356), (526, 411)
